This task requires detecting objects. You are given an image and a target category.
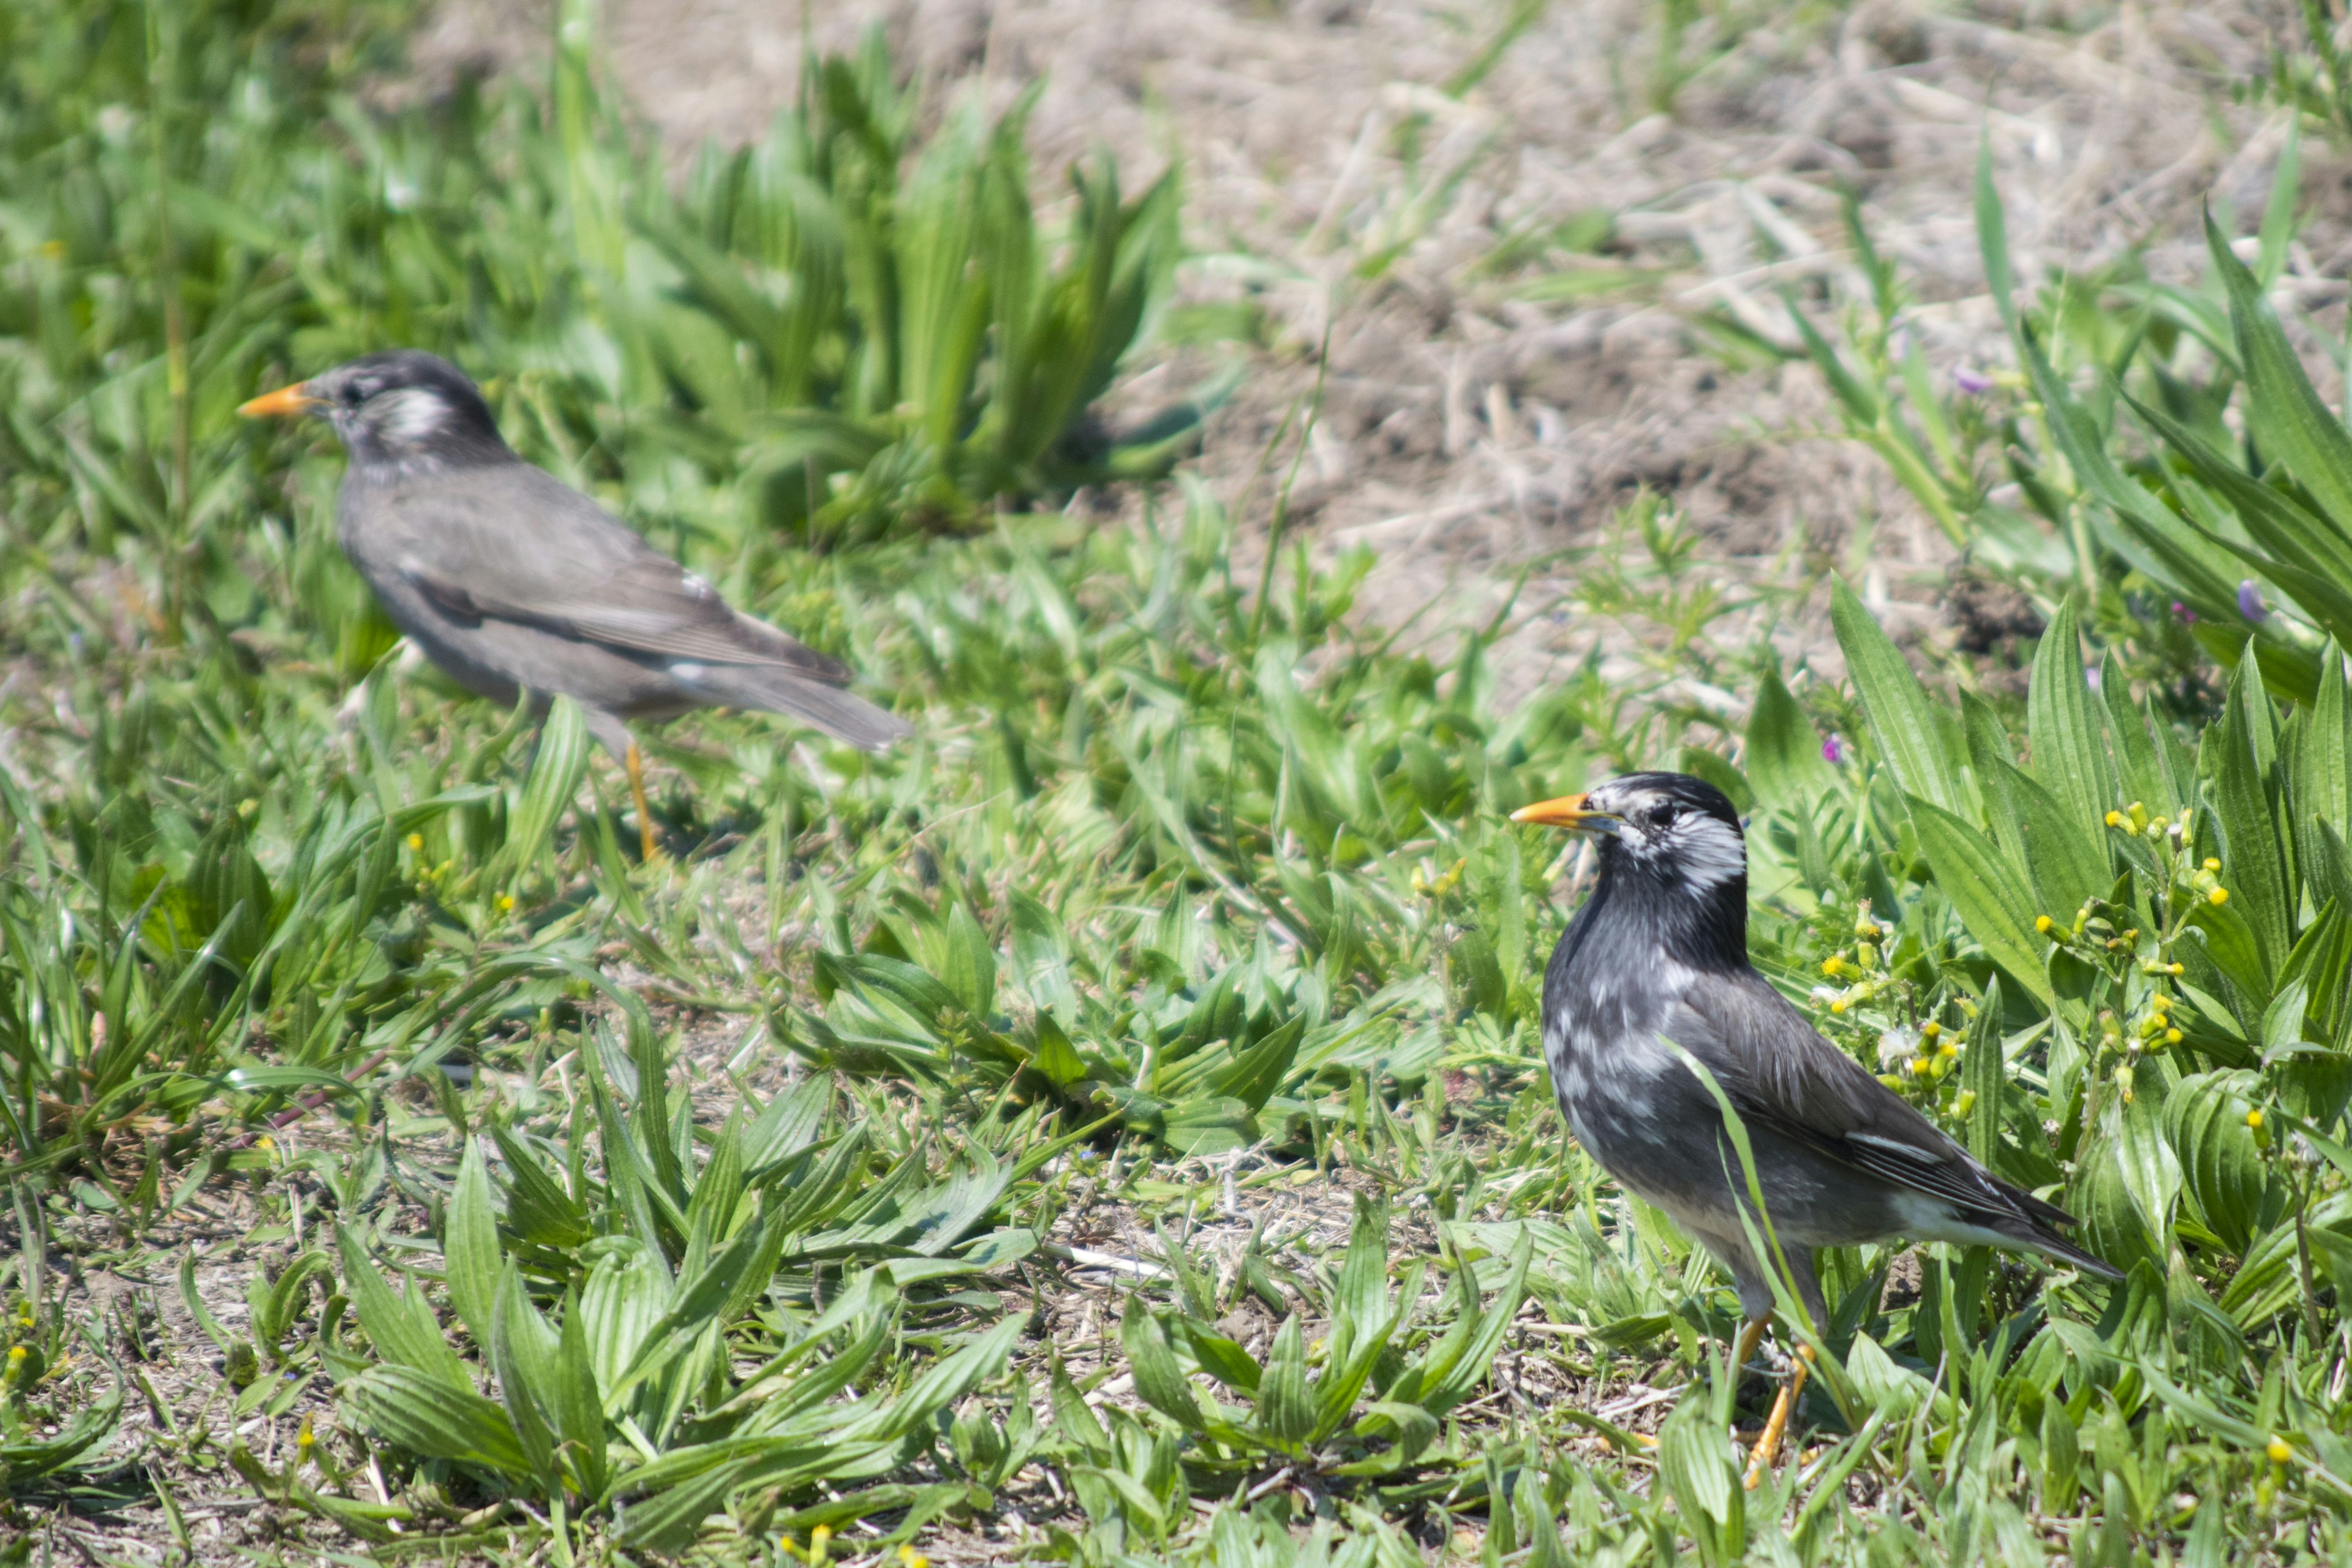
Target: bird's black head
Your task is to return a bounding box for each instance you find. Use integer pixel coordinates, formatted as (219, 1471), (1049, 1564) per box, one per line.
(241, 350), (511, 475)
(1514, 771), (1749, 965)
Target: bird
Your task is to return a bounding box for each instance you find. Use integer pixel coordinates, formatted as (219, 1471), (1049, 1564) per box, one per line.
(1510, 772), (2118, 1484)
(241, 350), (910, 860)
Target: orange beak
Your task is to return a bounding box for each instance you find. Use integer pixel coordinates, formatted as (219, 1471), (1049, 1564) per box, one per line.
(1510, 792), (1616, 831)
(238, 381), (322, 418)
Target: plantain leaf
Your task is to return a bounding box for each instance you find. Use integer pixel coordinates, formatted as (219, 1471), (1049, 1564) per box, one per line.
(1744, 668), (1836, 805)
(334, 1224), (470, 1392)
(2208, 210), (2352, 543)
(445, 1137), (502, 1355)
(2162, 1071), (2273, 1253)
(2101, 652), (2174, 818)
(1121, 1299), (1205, 1431)
(1833, 581), (1961, 814)
(1907, 795), (2053, 1005)
(342, 1365), (533, 1479)
(2027, 598), (2119, 832)
(2206, 655), (2295, 978)
(503, 695), (592, 887)
(1256, 1316), (1315, 1450)
(1987, 758), (2108, 931)
(1964, 976), (2007, 1167)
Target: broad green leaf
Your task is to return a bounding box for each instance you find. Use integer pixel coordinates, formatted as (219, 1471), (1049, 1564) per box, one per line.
(2208, 210), (2352, 541)
(1121, 1300), (1205, 1431)
(489, 1265), (560, 1490)
(1180, 1323), (1264, 1396)
(1833, 581), (1959, 813)
(2162, 1071), (2272, 1253)
(1907, 795), (2054, 1005)
(2207, 655), (2295, 977)
(2073, 1113), (2160, 1278)
(445, 1137), (503, 1354)
(554, 1290), (609, 1498)
(1743, 668), (1834, 805)
(940, 899), (998, 1018)
(1256, 1316), (1316, 1449)
(831, 1317), (1022, 1447)
(342, 1365), (532, 1479)
(1976, 139), (2018, 332)
(1988, 759), (2108, 930)
(334, 1224), (470, 1392)
(2101, 651), (2173, 818)
(502, 695), (592, 887)
(1657, 1395), (1743, 1554)
(2027, 598), (2119, 832)
(1963, 976), (2006, 1167)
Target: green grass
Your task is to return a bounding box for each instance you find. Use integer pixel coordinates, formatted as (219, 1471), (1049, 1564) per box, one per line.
(10, 0), (2352, 1564)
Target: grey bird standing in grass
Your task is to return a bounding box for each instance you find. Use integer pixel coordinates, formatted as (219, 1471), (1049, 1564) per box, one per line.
(1511, 772), (2118, 1484)
(242, 351), (910, 859)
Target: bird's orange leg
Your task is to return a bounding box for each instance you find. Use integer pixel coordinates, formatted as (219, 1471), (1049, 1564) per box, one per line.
(1742, 1342), (1814, 1489)
(625, 742), (660, 863)
(1730, 1315), (1771, 1378)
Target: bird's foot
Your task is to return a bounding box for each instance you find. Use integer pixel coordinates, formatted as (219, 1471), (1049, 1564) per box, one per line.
(1741, 1343), (1814, 1490)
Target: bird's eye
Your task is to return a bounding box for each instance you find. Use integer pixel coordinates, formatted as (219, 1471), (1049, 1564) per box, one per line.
(342, 383), (367, 406)
(1650, 804), (1680, 828)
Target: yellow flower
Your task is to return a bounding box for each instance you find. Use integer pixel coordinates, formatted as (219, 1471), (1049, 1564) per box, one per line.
(406, 833), (424, 851)
(2209, 887), (2230, 907)
(809, 1525), (832, 1566)
(2105, 811), (2124, 828)
(2269, 1436), (2293, 1465)
(2164, 1028), (2182, 1045)
(1830, 997), (1850, 1014)
(1920, 1021), (1942, 1041)
(2035, 915), (2054, 934)
(496, 893), (516, 913)
(2204, 858), (2221, 872)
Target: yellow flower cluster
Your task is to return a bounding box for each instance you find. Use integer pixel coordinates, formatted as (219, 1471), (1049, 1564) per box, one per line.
(1820, 903), (1895, 1014)
(1411, 857), (1467, 899)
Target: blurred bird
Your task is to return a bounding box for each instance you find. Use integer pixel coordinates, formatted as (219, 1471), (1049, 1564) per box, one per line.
(1512, 772), (2117, 1483)
(241, 350), (910, 859)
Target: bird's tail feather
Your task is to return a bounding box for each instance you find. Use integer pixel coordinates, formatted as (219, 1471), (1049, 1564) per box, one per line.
(1988, 1196), (2124, 1282)
(2016, 1223), (2125, 1282)
(684, 665), (912, 751)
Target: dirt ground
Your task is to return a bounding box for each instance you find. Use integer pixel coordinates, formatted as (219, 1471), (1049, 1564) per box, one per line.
(406, 0), (2331, 710)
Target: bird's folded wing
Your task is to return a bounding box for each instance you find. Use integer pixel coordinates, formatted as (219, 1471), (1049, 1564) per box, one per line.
(382, 469), (851, 684)
(1663, 977), (2031, 1224)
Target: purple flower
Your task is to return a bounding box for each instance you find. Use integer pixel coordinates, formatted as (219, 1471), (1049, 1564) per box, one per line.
(1822, 734), (1845, 765)
(2085, 665), (2101, 692)
(2239, 580), (2268, 622)
(2172, 600), (2195, 624)
(1954, 366), (1994, 396)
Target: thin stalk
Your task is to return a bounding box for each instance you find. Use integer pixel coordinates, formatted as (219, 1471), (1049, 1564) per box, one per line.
(1249, 320), (1333, 647)
(146, 0), (189, 638)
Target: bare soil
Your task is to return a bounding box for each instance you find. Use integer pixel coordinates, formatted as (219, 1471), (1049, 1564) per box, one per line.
(410, 0), (2335, 708)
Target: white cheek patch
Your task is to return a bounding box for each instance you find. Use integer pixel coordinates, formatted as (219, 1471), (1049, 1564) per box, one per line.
(1670, 815), (1746, 892)
(377, 388), (452, 444)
